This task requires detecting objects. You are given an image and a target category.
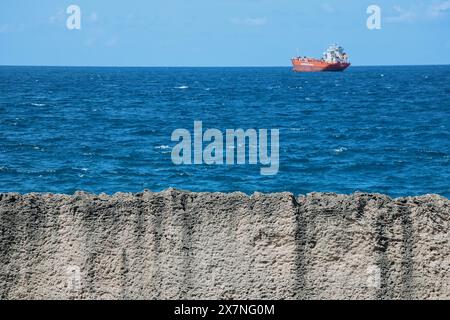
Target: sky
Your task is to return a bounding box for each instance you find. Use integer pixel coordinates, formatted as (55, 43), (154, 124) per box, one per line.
(1, 0), (450, 66)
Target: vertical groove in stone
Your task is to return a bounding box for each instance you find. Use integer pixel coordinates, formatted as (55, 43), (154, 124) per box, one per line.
(148, 194), (163, 299)
(0, 196), (19, 299)
(375, 207), (391, 300)
(80, 199), (97, 298)
(180, 193), (194, 299)
(23, 196), (47, 298)
(399, 202), (414, 299)
(120, 248), (129, 299)
(294, 197), (308, 299)
(132, 196), (145, 299)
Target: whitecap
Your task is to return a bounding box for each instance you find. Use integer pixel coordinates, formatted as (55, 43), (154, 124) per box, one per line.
(155, 145), (171, 150)
(334, 147), (348, 153)
(31, 103), (46, 107)
(176, 86), (189, 89)
(289, 128), (305, 132)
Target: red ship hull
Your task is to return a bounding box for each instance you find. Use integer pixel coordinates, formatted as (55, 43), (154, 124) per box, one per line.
(291, 58), (350, 72)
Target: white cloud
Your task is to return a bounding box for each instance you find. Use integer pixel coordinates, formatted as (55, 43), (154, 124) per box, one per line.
(230, 17), (268, 27)
(0, 24), (24, 33)
(428, 0), (450, 17)
(49, 9), (65, 24)
(386, 6), (416, 23)
(386, 1), (450, 23)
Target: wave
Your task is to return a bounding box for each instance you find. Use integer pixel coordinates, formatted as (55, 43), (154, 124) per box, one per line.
(333, 147), (348, 154)
(155, 145), (171, 150)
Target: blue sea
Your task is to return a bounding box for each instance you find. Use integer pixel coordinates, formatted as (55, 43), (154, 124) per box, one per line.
(0, 66), (449, 197)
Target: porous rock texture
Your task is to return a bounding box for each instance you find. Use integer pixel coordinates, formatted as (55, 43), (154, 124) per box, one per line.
(0, 189), (449, 300)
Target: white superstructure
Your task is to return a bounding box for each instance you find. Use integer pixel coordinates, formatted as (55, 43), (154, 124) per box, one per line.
(323, 44), (349, 63)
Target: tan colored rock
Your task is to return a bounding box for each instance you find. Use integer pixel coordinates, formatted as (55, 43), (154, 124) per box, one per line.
(0, 190), (448, 300)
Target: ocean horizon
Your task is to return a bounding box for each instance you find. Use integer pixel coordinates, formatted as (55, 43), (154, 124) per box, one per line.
(2, 64), (450, 68)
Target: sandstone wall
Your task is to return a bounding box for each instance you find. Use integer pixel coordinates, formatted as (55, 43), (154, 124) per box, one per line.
(0, 189), (448, 299)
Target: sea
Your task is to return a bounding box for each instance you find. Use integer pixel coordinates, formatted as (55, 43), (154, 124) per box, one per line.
(0, 66), (449, 197)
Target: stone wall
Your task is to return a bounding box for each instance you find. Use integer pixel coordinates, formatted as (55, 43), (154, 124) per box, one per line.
(0, 189), (448, 299)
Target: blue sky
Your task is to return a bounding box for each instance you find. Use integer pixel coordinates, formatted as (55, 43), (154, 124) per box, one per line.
(1, 0), (449, 66)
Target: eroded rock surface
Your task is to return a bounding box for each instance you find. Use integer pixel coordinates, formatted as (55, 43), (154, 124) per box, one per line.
(0, 190), (448, 299)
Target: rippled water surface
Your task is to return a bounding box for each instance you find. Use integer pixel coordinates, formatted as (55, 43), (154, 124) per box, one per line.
(0, 66), (449, 197)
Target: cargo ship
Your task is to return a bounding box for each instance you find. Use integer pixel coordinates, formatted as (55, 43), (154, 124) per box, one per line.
(291, 44), (350, 72)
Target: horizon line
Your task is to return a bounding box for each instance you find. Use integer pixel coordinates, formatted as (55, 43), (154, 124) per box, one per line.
(1, 63), (449, 68)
